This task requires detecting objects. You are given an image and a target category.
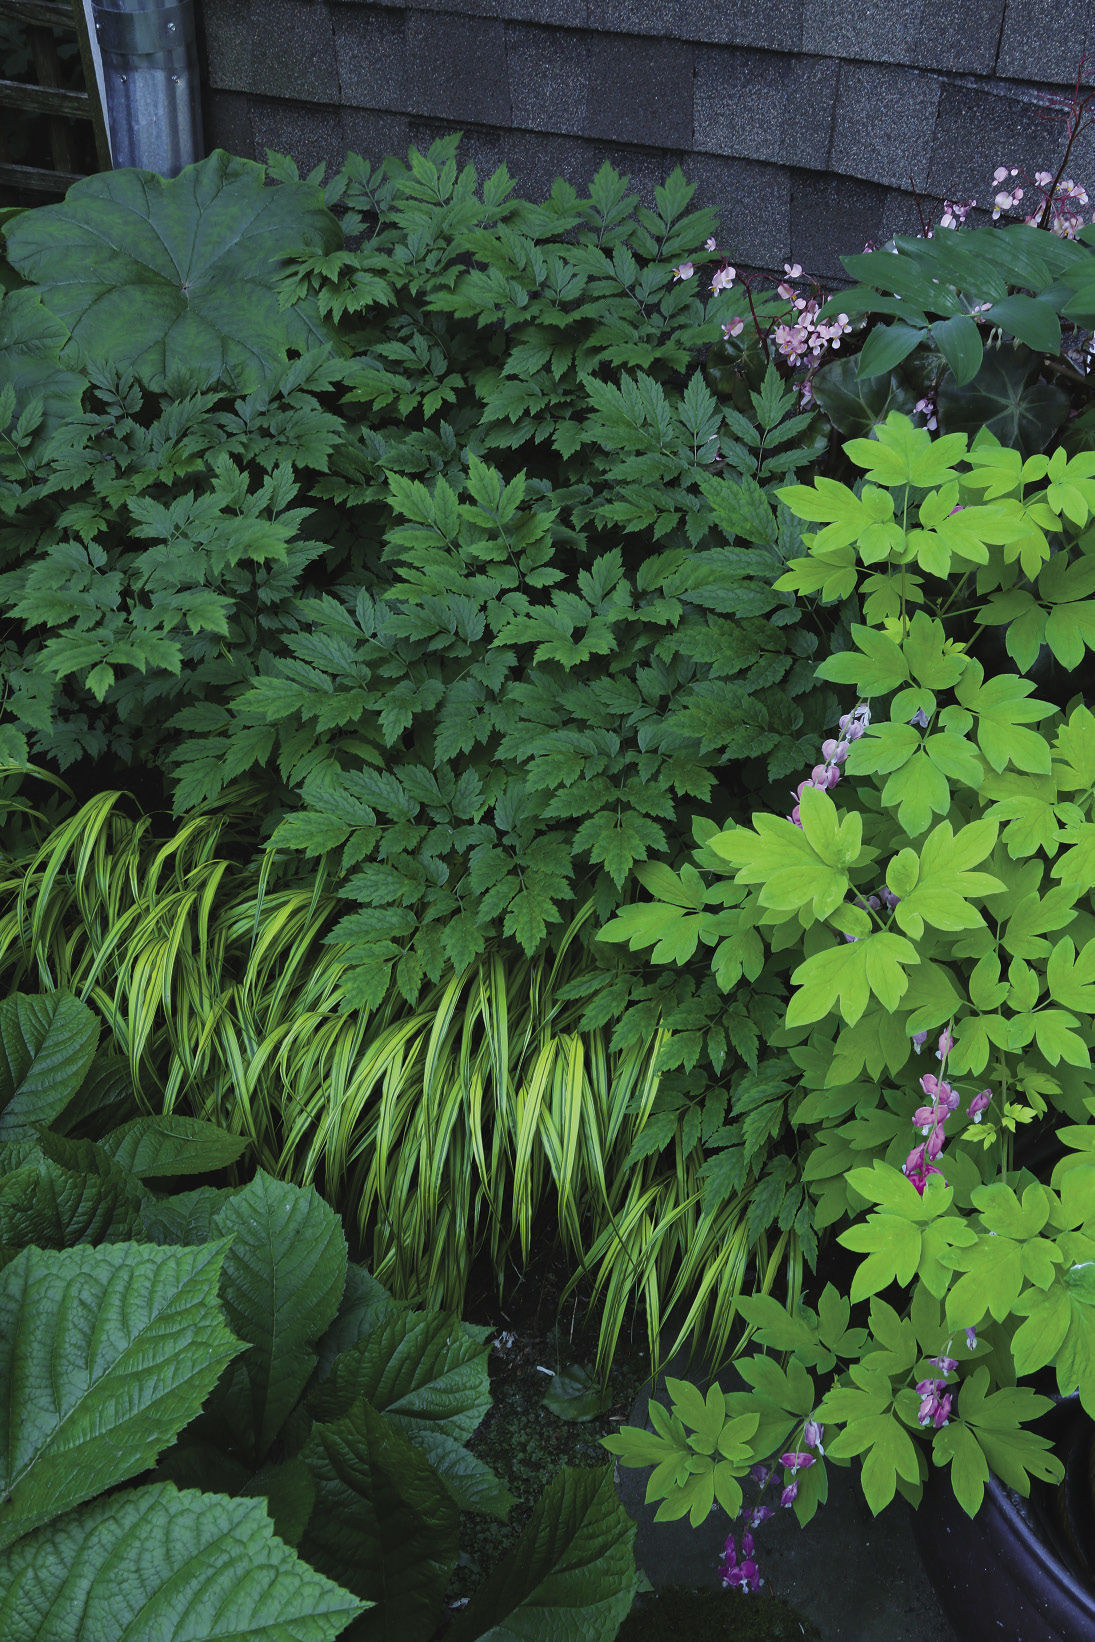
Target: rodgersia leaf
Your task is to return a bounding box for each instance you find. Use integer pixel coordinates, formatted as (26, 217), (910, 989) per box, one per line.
(0, 1240), (242, 1551)
(0, 1483), (366, 1641)
(300, 1397), (459, 1638)
(0, 990), (100, 1143)
(446, 1465), (638, 1642)
(209, 1172), (348, 1463)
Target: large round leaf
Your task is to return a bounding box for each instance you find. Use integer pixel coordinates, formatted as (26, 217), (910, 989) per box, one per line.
(2, 149), (350, 394)
(811, 353), (918, 438)
(939, 343), (1070, 457)
(0, 289), (87, 450)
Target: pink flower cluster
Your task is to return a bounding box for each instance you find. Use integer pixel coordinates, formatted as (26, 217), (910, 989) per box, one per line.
(719, 1422), (825, 1594)
(789, 704), (871, 826)
(990, 165), (1092, 237)
(916, 1349), (958, 1428)
(773, 291), (852, 367)
(718, 1529), (761, 1592)
(902, 1032), (993, 1194)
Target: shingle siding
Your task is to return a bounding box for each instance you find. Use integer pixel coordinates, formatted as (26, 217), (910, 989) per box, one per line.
(197, 0), (1095, 279)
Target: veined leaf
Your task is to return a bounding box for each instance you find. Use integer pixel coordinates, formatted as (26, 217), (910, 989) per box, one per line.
(0, 1240), (241, 1551)
(0, 991), (100, 1143)
(446, 1466), (637, 1642)
(210, 1173), (348, 1462)
(0, 1483), (365, 1640)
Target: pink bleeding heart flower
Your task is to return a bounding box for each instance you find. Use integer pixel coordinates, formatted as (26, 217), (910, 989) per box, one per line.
(804, 1419), (825, 1454)
(937, 1028), (955, 1061)
(781, 1451), (814, 1475)
(781, 1482), (798, 1508)
(965, 1328), (978, 1351)
(968, 1089), (991, 1123)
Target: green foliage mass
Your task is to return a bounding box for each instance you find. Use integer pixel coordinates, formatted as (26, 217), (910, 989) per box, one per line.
(0, 140), (832, 1020)
(0, 986), (639, 1640)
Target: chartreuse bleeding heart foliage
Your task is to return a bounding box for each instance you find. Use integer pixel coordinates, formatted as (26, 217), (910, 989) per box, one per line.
(0, 137), (842, 1375)
(602, 411), (1095, 1530)
(0, 986), (639, 1640)
(0, 780), (798, 1379)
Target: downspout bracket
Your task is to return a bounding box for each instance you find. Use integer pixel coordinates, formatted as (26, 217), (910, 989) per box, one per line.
(92, 3), (195, 57)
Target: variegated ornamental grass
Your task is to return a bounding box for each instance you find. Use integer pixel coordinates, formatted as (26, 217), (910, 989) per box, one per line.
(0, 777), (799, 1376)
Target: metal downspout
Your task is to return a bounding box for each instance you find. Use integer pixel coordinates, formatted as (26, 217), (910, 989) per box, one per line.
(81, 0), (203, 176)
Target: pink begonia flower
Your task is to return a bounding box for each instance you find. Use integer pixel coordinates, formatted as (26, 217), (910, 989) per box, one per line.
(722, 317), (744, 338)
(777, 281), (797, 301)
(968, 1089), (991, 1123)
(705, 236), (717, 250)
(672, 262), (694, 281)
(711, 265), (736, 294)
(784, 262), (803, 278)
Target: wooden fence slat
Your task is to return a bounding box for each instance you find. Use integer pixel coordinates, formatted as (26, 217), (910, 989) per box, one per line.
(0, 77), (92, 118)
(0, 0), (73, 30)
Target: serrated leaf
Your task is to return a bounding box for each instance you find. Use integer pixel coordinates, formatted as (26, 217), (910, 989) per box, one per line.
(300, 1397), (459, 1634)
(0, 1483), (365, 1641)
(0, 1240), (242, 1551)
(0, 991), (100, 1143)
(210, 1173), (348, 1462)
(446, 1465), (637, 1642)
(95, 1115), (248, 1178)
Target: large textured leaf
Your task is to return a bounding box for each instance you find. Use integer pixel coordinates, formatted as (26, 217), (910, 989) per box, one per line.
(311, 1303), (492, 1443)
(48, 1050), (138, 1140)
(0, 1483), (366, 1641)
(96, 1114), (248, 1178)
(0, 1133), (143, 1260)
(210, 1172), (348, 1460)
(0, 990), (100, 1142)
(0, 287), (87, 452)
(2, 149), (348, 393)
(446, 1465), (638, 1642)
(300, 1397), (459, 1640)
(0, 1240), (242, 1551)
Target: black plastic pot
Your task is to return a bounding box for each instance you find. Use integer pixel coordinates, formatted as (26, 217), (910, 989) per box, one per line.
(913, 1397), (1095, 1642)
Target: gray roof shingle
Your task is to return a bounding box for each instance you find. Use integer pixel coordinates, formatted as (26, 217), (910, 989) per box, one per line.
(694, 45), (839, 169)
